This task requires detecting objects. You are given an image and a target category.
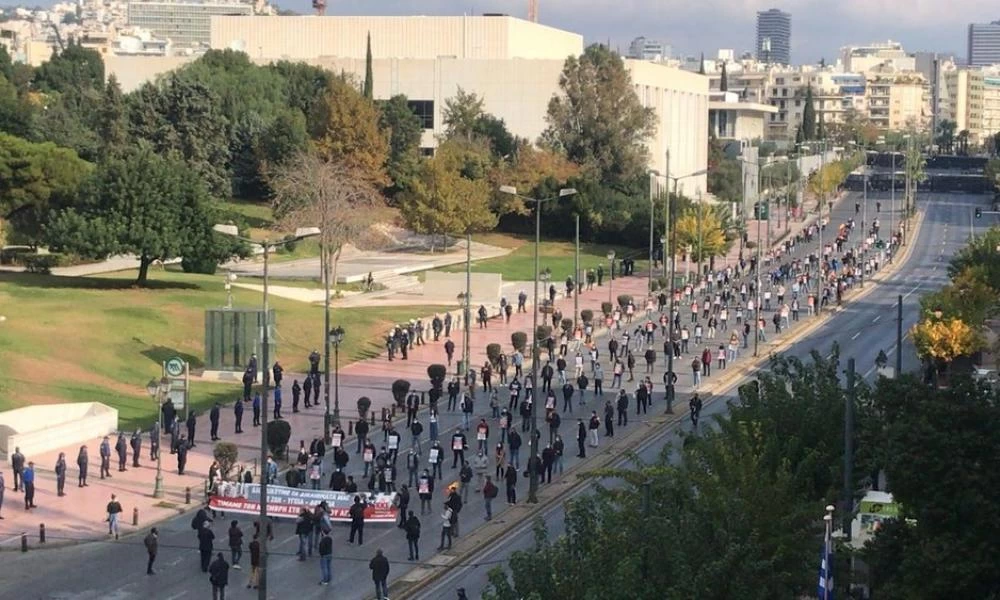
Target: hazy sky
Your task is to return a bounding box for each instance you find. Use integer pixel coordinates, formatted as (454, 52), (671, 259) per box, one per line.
(275, 0), (1000, 63)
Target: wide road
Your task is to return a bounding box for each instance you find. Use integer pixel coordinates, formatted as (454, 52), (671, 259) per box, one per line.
(0, 191), (988, 600)
(415, 190), (993, 599)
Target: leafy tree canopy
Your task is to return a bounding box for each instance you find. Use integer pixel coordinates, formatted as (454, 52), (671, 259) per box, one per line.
(46, 147), (240, 285)
(32, 42), (104, 94)
(0, 132), (92, 244)
(310, 75), (389, 186)
(541, 44), (655, 187)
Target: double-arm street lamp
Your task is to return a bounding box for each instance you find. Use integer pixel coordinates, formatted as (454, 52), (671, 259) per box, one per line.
(648, 167), (708, 388)
(213, 223), (320, 600)
(606, 250), (616, 304)
(499, 185), (576, 504)
(328, 326), (345, 430)
(145, 376), (171, 499)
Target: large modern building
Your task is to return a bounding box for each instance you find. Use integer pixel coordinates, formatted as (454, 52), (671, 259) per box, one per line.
(756, 8), (790, 65)
(968, 21), (1000, 67)
(939, 67), (984, 142)
(128, 0), (253, 48)
(206, 15), (709, 194)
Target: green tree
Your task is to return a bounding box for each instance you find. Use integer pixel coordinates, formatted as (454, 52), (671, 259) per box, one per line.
(32, 42), (104, 93)
(0, 133), (92, 244)
(397, 138), (497, 245)
(541, 44), (656, 187)
(377, 94), (423, 193)
(801, 86), (816, 140)
(673, 206), (730, 263)
(863, 375), (1000, 599)
(442, 86), (485, 140)
(257, 108), (309, 174)
(936, 119), (956, 154)
(96, 74), (128, 159)
(46, 148), (228, 285)
(363, 32), (374, 100)
(310, 75), (389, 186)
(126, 75), (231, 197)
(268, 60), (331, 119)
(719, 61), (728, 91)
(485, 350), (850, 600)
(0, 73), (31, 137)
(473, 113), (522, 159)
(707, 134), (743, 204)
(948, 226), (1000, 292)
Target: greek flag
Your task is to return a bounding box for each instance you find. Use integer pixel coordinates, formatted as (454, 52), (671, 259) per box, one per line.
(818, 538), (834, 600)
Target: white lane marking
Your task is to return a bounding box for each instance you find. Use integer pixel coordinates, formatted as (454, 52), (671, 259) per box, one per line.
(851, 332), (861, 340)
(872, 315), (881, 323)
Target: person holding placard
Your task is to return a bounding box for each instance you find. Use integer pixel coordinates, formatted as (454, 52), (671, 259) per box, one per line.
(450, 428), (467, 469)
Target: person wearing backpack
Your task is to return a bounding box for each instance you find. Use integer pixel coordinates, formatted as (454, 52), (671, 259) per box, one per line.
(482, 475), (498, 520)
(404, 510), (421, 560)
(459, 461), (473, 503)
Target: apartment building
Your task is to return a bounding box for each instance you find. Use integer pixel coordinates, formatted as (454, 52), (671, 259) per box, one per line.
(939, 68), (985, 142)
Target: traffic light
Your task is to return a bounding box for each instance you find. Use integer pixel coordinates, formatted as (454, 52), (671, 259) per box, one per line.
(975, 207), (983, 219)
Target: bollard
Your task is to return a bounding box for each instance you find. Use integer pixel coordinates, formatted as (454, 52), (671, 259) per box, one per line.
(133, 507), (139, 526)
(21, 533), (27, 552)
(39, 524), (45, 544)
(391, 405), (396, 418)
(370, 412), (376, 426)
(185, 487), (192, 504)
(348, 421), (354, 436)
(421, 391), (426, 405)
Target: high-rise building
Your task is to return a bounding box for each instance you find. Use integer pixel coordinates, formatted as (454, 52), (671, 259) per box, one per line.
(627, 36), (670, 61)
(968, 21), (1000, 67)
(127, 0), (253, 48)
(756, 8), (790, 65)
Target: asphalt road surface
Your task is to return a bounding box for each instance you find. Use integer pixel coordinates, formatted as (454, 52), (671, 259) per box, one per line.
(0, 191), (989, 600)
(415, 190), (994, 599)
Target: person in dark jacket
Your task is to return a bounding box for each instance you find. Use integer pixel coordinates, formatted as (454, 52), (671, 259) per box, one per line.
(130, 430), (142, 468)
(54, 452), (67, 496)
(404, 510), (421, 560)
(144, 528), (158, 575)
(233, 399), (244, 434)
(209, 403), (221, 441)
(177, 435), (189, 474)
(208, 552), (229, 600)
(349, 495), (367, 545)
(198, 521), (215, 572)
(186, 412), (197, 446)
(369, 548), (390, 600)
(318, 531), (334, 584)
(576, 419), (587, 458)
(77, 445), (89, 486)
(115, 433), (128, 472)
(99, 436), (112, 478)
(247, 535), (261, 589)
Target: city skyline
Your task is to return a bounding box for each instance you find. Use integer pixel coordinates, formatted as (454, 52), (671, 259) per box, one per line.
(257, 0), (998, 64)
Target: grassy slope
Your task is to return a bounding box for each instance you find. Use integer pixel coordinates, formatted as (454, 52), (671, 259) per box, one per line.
(0, 267), (446, 430)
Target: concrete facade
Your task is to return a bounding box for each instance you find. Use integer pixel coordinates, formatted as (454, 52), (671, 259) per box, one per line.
(203, 15), (708, 195)
(709, 92), (777, 142)
(0, 403), (119, 458)
(209, 14), (584, 61)
(129, 0), (253, 48)
(940, 68), (985, 142)
(756, 8), (791, 65)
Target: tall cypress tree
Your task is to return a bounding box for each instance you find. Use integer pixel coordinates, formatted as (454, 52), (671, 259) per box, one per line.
(801, 86), (816, 140)
(363, 32), (373, 100)
(698, 52), (706, 75)
(720, 62), (728, 92)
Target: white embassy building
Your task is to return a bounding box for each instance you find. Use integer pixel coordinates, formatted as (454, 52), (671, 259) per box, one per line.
(206, 14), (709, 195)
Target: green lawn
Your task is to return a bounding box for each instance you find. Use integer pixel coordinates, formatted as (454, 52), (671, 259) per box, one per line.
(0, 267), (446, 430)
(217, 198), (321, 261)
(442, 235), (650, 281)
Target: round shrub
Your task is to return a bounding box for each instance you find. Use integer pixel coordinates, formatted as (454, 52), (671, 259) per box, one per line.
(511, 331), (527, 352)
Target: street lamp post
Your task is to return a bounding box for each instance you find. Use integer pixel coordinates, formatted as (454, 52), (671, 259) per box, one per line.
(145, 376), (171, 499)
(328, 326), (344, 428)
(213, 224), (320, 600)
(499, 185), (577, 504)
(816, 140), (828, 317)
(607, 250), (616, 304)
(648, 167), (709, 391)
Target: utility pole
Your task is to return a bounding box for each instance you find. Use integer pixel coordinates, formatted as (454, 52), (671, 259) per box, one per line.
(844, 357), (855, 538)
(666, 177), (678, 384)
(664, 148), (670, 279)
(695, 188), (703, 282)
(648, 173), (655, 295)
(890, 151), (896, 245)
(896, 294), (903, 375)
(753, 209), (762, 358)
(816, 141), (826, 317)
(574, 214), (580, 334)
(463, 233), (471, 383)
(861, 163), (868, 288)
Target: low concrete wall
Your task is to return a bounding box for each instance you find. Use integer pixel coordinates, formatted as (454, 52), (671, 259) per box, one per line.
(422, 271), (503, 304)
(0, 403), (119, 459)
